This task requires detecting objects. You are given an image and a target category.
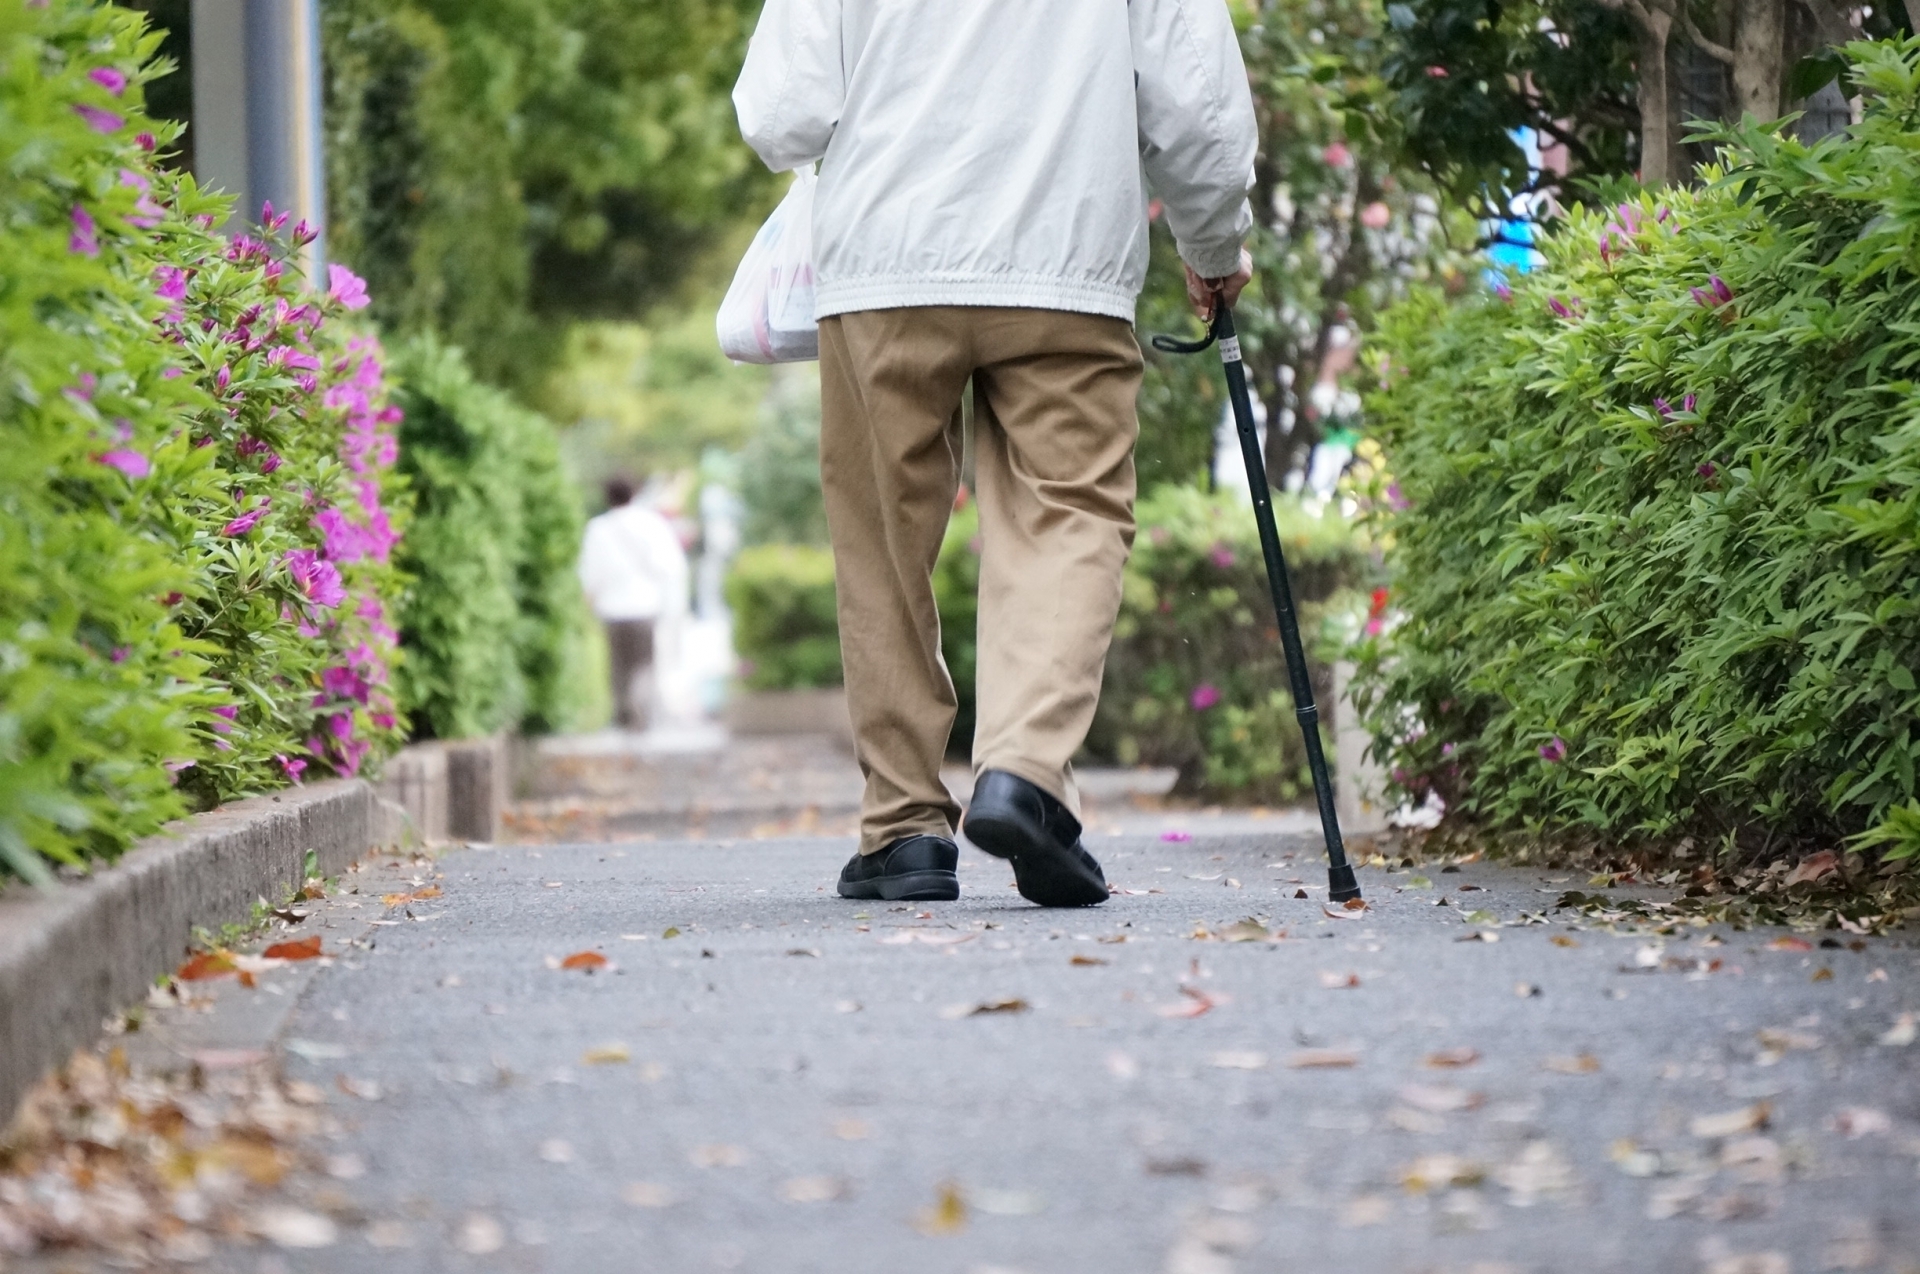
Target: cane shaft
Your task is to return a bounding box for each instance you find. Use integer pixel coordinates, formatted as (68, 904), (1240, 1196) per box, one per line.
(1212, 307), (1361, 901)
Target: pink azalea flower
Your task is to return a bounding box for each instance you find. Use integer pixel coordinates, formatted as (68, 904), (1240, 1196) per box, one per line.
(277, 754), (307, 782)
(1322, 141), (1351, 167)
(1209, 544), (1236, 568)
(88, 67), (127, 94)
(1190, 683), (1222, 712)
(327, 264), (370, 310)
(210, 704), (238, 734)
(220, 502), (269, 537)
(322, 665), (372, 704)
(69, 205), (98, 256)
(1360, 201), (1391, 230)
(1160, 830), (1192, 843)
(1698, 462), (1717, 479)
(1538, 737), (1567, 763)
(97, 449), (150, 478)
(135, 131), (155, 151)
(284, 548), (346, 608)
(73, 103), (122, 133)
(1492, 280), (1512, 302)
(154, 264), (187, 302)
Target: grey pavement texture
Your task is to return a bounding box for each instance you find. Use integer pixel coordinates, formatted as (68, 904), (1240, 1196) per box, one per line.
(212, 831), (1918, 1274)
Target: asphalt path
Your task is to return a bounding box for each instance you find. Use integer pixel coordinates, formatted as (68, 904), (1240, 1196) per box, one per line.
(233, 832), (1919, 1274)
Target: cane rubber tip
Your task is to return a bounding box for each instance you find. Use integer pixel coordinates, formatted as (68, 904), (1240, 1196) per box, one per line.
(1326, 864), (1361, 902)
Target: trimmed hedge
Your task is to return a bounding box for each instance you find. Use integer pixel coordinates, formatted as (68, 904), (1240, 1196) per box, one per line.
(726, 544), (840, 691)
(1, 0), (405, 881)
(1354, 39), (1920, 861)
(390, 337), (590, 739)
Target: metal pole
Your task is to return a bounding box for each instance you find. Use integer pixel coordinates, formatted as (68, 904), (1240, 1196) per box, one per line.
(1152, 305), (1362, 902)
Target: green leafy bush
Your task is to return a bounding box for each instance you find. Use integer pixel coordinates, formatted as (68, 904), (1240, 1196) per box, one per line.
(1355, 39), (1920, 861)
(1, 0), (407, 881)
(932, 499), (981, 755)
(390, 337), (589, 739)
(726, 545), (840, 690)
(1089, 485), (1371, 801)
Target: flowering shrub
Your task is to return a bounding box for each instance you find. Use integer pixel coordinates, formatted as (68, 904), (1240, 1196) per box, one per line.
(388, 337), (590, 739)
(1, 0), (405, 881)
(1087, 485), (1372, 802)
(1354, 39), (1920, 862)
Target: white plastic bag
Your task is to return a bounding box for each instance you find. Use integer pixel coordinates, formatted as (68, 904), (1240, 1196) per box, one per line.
(716, 169), (818, 364)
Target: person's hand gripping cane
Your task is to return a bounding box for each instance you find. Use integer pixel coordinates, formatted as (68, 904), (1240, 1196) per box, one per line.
(1183, 246), (1254, 322)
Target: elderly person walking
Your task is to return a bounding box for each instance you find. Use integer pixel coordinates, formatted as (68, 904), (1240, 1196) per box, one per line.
(734, 0), (1257, 906)
(578, 476), (689, 732)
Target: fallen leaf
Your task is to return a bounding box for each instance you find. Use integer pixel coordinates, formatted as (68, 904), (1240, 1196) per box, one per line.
(1463, 909), (1499, 925)
(1701, 1253), (1789, 1274)
(1318, 971), (1361, 989)
(621, 1181), (676, 1208)
(1286, 1049), (1359, 1069)
(1496, 1140), (1577, 1203)
(453, 1213), (505, 1255)
(778, 1175), (847, 1203)
(689, 1143), (750, 1168)
(1783, 851), (1839, 887)
(1514, 981), (1542, 998)
(336, 1074), (382, 1101)
(1209, 1050), (1269, 1070)
(1608, 1139), (1666, 1178)
(1157, 986), (1217, 1019)
(1880, 1012), (1916, 1046)
(583, 1044), (631, 1065)
(1396, 1083), (1483, 1113)
(1097, 934), (1131, 944)
(1187, 872), (1223, 881)
(538, 1138), (574, 1164)
(1756, 1027), (1821, 1053)
(380, 886), (442, 907)
(1542, 1053), (1601, 1074)
(1218, 918), (1276, 942)
(1143, 1155), (1207, 1176)
(972, 1187), (1045, 1216)
(1399, 1154), (1484, 1193)
(559, 950), (608, 971)
(1322, 902), (1368, 921)
(1811, 966), (1834, 982)
(1456, 930), (1500, 943)
(176, 950), (237, 981)
(1550, 934), (1580, 948)
(914, 932), (975, 946)
(251, 1206), (338, 1249)
(262, 935), (322, 961)
(786, 948), (821, 958)
(1766, 936), (1812, 952)
(1424, 1047), (1480, 1069)
(834, 1000), (862, 1014)
(913, 1181), (967, 1235)
(941, 996), (1030, 1019)
(1690, 1102), (1771, 1139)
(1831, 1107), (1891, 1138)
(1069, 954), (1108, 967)
(662, 926), (681, 939)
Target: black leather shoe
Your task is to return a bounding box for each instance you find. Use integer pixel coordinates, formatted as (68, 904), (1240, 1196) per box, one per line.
(962, 770), (1109, 907)
(837, 835), (960, 901)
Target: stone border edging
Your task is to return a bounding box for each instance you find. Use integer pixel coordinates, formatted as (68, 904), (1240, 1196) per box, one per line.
(0, 736), (509, 1125)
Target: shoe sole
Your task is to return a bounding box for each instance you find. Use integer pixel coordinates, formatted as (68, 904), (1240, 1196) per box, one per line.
(836, 870), (959, 902)
(963, 809), (1109, 908)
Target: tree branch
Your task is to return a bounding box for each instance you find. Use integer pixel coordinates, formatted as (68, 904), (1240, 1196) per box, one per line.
(1794, 0), (1857, 50)
(1643, 0), (1736, 63)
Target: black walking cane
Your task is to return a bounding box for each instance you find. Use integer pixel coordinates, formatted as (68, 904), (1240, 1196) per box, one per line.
(1152, 303), (1362, 903)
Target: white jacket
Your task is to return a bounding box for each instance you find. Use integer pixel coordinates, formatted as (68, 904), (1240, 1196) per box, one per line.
(578, 503), (690, 623)
(733, 0), (1257, 323)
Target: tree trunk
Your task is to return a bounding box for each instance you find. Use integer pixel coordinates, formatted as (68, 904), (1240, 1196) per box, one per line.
(1909, 0), (1920, 40)
(1636, 8), (1676, 187)
(1733, 0), (1785, 121)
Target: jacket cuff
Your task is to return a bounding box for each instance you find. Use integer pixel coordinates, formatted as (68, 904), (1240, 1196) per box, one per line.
(1181, 241), (1246, 280)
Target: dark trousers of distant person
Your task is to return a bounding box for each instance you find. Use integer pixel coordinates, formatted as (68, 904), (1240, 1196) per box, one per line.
(605, 619), (655, 730)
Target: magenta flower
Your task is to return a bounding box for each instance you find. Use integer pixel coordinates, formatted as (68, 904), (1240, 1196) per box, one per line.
(1492, 280), (1512, 302)
(1160, 830), (1192, 843)
(73, 103), (122, 133)
(154, 264), (187, 302)
(88, 67), (127, 95)
(1711, 276), (1733, 304)
(1547, 296), (1579, 320)
(97, 449), (150, 479)
(210, 704), (238, 734)
(1682, 394), (1697, 413)
(135, 131), (155, 151)
(220, 502), (270, 537)
(1538, 736), (1567, 763)
(110, 646), (130, 663)
(327, 264), (370, 311)
(1190, 683), (1222, 712)
(260, 199), (290, 232)
(1698, 462), (1717, 479)
(1208, 544), (1236, 568)
(277, 754), (307, 781)
(284, 548), (346, 608)
(1653, 397), (1672, 419)
(322, 664), (372, 704)
(214, 364), (231, 393)
(69, 205), (98, 256)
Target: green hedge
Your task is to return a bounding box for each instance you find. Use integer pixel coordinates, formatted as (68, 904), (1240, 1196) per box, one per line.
(1, 0), (406, 882)
(390, 337), (590, 739)
(1090, 485), (1371, 801)
(1354, 38), (1920, 861)
(725, 544), (841, 691)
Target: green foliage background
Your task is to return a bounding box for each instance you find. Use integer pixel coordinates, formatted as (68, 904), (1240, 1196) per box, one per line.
(1355, 40), (1920, 861)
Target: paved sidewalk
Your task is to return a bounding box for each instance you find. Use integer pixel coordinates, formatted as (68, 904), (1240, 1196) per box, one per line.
(185, 830), (1918, 1274)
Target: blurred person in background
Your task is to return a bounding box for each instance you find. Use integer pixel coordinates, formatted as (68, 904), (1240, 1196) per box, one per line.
(735, 0), (1256, 906)
(578, 475), (690, 731)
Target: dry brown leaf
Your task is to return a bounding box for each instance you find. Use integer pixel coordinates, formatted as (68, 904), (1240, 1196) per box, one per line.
(176, 950), (237, 981)
(1783, 851), (1838, 887)
(262, 935), (322, 961)
(1756, 1027), (1821, 1052)
(1810, 966), (1834, 982)
(1318, 971), (1361, 989)
(1690, 1102), (1772, 1139)
(559, 950), (608, 971)
(583, 1044), (631, 1065)
(1396, 1083), (1483, 1113)
(1550, 934), (1580, 948)
(1096, 934), (1130, 944)
(1286, 1048), (1360, 1069)
(1322, 900), (1369, 920)
(1542, 1053), (1601, 1074)
(1069, 954), (1108, 967)
(1218, 918), (1275, 942)
(913, 1181), (967, 1235)
(1400, 1154), (1484, 1193)
(1424, 1046), (1481, 1069)
(1156, 986), (1218, 1019)
(941, 996), (1029, 1019)
(1765, 935), (1812, 952)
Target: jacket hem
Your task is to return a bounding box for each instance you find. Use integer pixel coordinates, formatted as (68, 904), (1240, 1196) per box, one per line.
(816, 274), (1138, 323)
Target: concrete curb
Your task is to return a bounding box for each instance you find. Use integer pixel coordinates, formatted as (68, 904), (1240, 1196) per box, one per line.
(0, 738), (509, 1126)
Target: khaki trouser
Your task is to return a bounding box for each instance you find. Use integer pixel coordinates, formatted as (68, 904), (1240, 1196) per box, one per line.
(818, 306), (1142, 855)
